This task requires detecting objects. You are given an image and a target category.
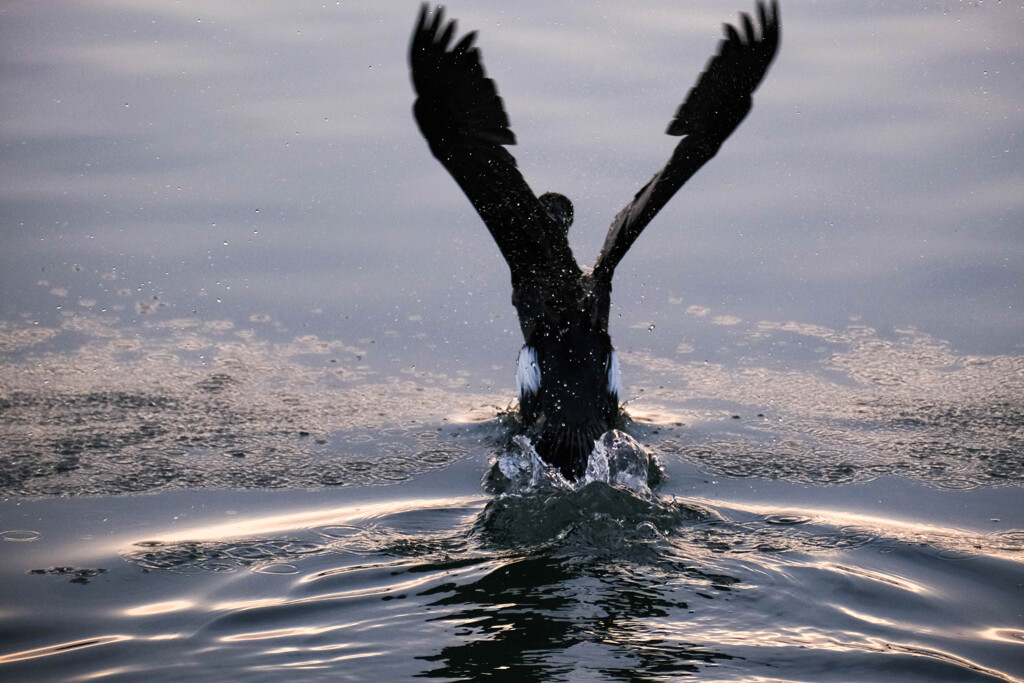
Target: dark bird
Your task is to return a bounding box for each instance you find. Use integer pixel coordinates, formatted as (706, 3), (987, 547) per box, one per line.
(409, 2), (780, 479)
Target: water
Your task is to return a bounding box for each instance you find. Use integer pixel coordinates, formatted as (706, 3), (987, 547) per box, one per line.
(2, 1), (1023, 680)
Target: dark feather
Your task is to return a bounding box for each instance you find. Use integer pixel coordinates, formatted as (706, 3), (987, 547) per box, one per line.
(410, 3), (781, 480)
(536, 419), (604, 481)
(593, 1), (780, 281)
(410, 4), (581, 285)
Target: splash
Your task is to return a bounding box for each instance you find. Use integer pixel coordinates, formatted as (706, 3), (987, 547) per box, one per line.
(491, 430), (660, 497)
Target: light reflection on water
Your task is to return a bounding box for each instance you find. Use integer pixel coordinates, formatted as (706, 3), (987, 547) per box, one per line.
(2, 0), (1024, 680)
(1, 289), (1022, 680)
(4, 477), (1022, 680)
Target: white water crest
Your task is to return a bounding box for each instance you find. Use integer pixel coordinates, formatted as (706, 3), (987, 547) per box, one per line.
(497, 430), (655, 496)
(586, 430), (652, 496)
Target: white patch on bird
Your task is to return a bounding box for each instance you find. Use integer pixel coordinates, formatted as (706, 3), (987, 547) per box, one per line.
(606, 350), (621, 396)
(516, 345), (541, 397)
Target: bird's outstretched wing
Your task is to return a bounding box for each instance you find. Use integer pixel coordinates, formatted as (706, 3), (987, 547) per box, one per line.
(410, 4), (581, 284)
(592, 0), (780, 281)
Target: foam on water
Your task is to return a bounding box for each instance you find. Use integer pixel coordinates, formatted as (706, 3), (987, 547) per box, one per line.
(2, 312), (1023, 496)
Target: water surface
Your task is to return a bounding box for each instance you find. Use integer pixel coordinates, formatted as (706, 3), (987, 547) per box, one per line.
(1, 1), (1022, 680)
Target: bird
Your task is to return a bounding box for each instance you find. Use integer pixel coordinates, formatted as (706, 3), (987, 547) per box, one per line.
(409, 2), (780, 480)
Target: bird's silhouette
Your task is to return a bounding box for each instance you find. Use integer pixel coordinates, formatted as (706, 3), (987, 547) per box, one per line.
(410, 2), (780, 479)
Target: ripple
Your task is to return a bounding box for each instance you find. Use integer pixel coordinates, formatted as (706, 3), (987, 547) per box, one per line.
(834, 525), (881, 549)
(316, 525), (363, 540)
(252, 563), (299, 575)
(934, 548), (980, 562)
(764, 514), (811, 526)
(625, 328), (1024, 490)
(980, 628), (1024, 644)
(225, 541), (322, 560)
(1, 529), (41, 542)
(2, 313), (1022, 497)
(990, 529), (1024, 551)
(0, 365), (481, 496)
(0, 635), (132, 665)
(29, 566), (109, 584)
(127, 538), (329, 573)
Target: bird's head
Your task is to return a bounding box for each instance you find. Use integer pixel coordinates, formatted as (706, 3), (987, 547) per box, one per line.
(540, 192), (574, 235)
